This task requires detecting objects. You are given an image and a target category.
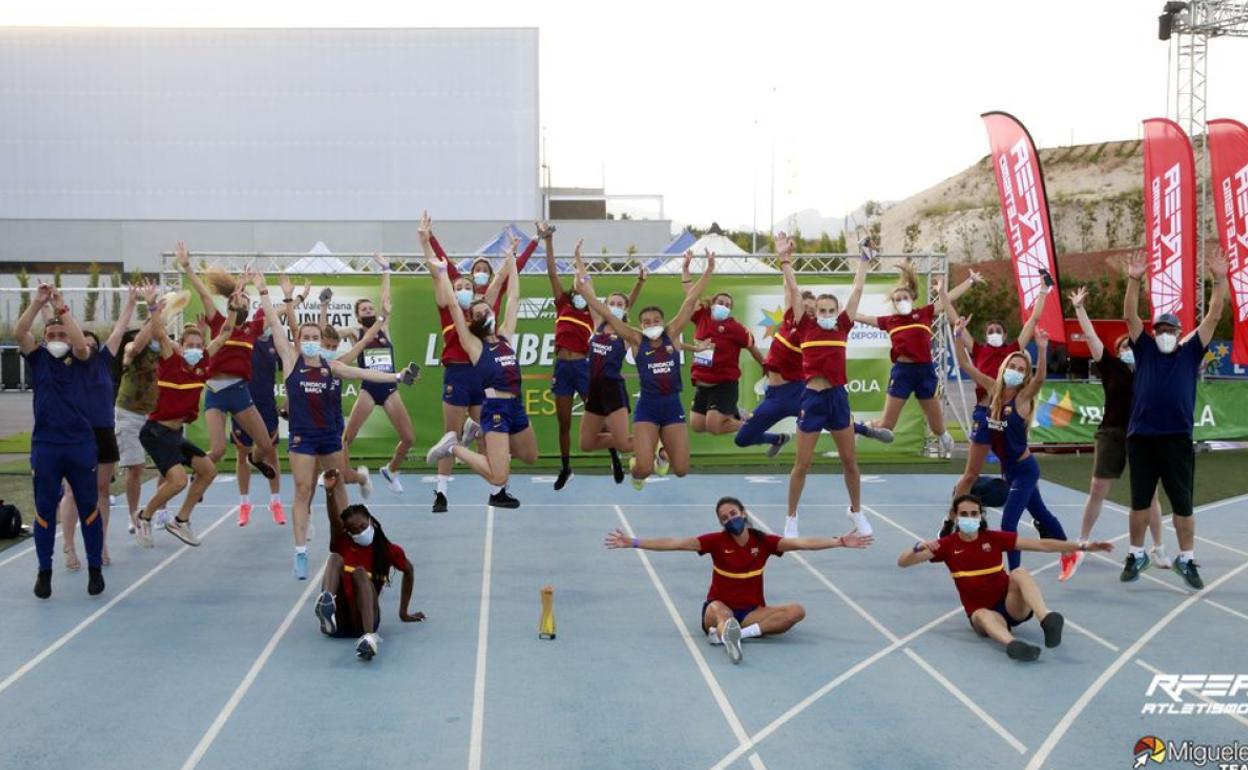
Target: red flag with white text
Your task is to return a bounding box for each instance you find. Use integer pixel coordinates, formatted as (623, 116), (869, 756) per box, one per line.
(1142, 118), (1197, 329)
(981, 112), (1065, 343)
(1208, 118), (1248, 365)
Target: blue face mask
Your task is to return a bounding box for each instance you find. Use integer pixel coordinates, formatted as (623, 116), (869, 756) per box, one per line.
(455, 288), (474, 309)
(572, 294), (588, 310)
(711, 304), (731, 322)
(321, 347), (339, 360)
(473, 272), (490, 287)
(182, 348), (204, 366)
(1003, 369), (1026, 388)
(609, 305), (626, 320)
(723, 514), (747, 535)
(1119, 350), (1135, 367)
(817, 314), (839, 330)
(300, 341), (321, 358)
(956, 516), (981, 535)
(148, 340), (161, 352)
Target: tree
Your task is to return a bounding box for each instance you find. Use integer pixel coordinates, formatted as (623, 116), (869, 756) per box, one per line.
(17, 268), (30, 315)
(110, 270), (122, 320)
(84, 262), (100, 323)
(1076, 201), (1097, 253)
(903, 223), (921, 253)
(132, 268), (149, 321)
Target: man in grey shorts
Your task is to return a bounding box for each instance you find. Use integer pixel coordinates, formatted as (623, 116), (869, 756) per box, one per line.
(114, 310), (166, 532)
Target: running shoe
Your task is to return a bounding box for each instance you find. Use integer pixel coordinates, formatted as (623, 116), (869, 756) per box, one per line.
(1152, 544), (1170, 568)
(489, 489), (520, 509)
(293, 551), (308, 580)
(425, 431), (459, 464)
(135, 516), (155, 548)
(655, 447), (670, 476)
(860, 424), (895, 444)
(629, 457), (645, 491)
(609, 449), (625, 484)
(938, 431), (955, 459)
(153, 509), (172, 528)
(1119, 551), (1151, 582)
(248, 452), (277, 480)
(315, 590), (337, 635)
(1172, 556), (1204, 590)
(766, 433), (792, 458)
(707, 628), (723, 646)
(380, 466), (404, 494)
(554, 467), (573, 491)
(1040, 611), (1064, 648)
(317, 472), (325, 488)
(722, 618), (743, 664)
(237, 501), (252, 527)
(461, 418), (483, 445)
(270, 499), (287, 525)
(165, 517), (201, 547)
(87, 566), (105, 596)
(1058, 552), (1079, 582)
(847, 506), (873, 537)
(1005, 639), (1041, 662)
(784, 515), (799, 539)
(127, 520), (136, 535)
(33, 569), (52, 600)
(355, 632), (380, 661)
(357, 466), (373, 500)
(432, 491), (448, 514)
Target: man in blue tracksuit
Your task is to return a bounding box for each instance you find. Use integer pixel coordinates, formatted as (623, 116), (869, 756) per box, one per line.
(16, 283), (104, 599)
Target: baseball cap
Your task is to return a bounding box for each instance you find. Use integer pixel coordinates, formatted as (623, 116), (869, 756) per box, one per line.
(1154, 312), (1181, 329)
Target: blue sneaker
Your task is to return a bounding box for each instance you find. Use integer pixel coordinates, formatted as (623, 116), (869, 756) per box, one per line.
(294, 551), (309, 581)
(1172, 556), (1204, 590)
(1120, 551), (1151, 582)
(315, 590), (337, 635)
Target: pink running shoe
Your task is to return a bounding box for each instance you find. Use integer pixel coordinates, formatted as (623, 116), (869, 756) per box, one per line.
(238, 502), (252, 527)
(270, 499), (287, 526)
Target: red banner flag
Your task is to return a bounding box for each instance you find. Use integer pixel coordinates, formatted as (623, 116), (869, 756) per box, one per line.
(981, 112), (1065, 343)
(1208, 118), (1248, 365)
(1142, 118), (1198, 329)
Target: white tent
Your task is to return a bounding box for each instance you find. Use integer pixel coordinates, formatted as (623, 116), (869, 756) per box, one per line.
(288, 241), (353, 274)
(648, 230), (777, 274)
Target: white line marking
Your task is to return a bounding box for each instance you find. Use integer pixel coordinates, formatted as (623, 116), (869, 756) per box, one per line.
(862, 505), (924, 541)
(1103, 501), (1248, 557)
(1194, 493), (1248, 513)
(1023, 557), (1248, 770)
(613, 505), (766, 770)
(0, 530), (62, 569)
(0, 506), (238, 696)
(1204, 599), (1248, 624)
(467, 505), (495, 770)
(1065, 620), (1119, 653)
(180, 559), (327, 770)
(1133, 658), (1248, 730)
(902, 648), (1027, 754)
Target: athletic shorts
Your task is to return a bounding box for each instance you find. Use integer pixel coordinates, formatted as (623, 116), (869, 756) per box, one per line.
(585, 378), (629, 416)
(481, 397), (531, 435)
(92, 426), (120, 465)
(114, 407), (148, 468)
(634, 393), (685, 427)
(232, 406), (280, 449)
(971, 599), (1033, 631)
(204, 379), (255, 415)
(1127, 433), (1195, 516)
(1092, 427), (1127, 480)
(139, 421), (206, 476)
(691, 381), (740, 417)
(700, 600), (759, 631)
(289, 429), (342, 457)
(329, 588), (381, 639)
(551, 357), (590, 399)
(797, 386), (851, 433)
(969, 404), (991, 446)
(361, 380), (398, 405)
(442, 363), (485, 408)
(887, 361), (938, 400)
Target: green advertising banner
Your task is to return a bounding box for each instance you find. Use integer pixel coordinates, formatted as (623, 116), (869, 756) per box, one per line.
(186, 271), (936, 464)
(1028, 380), (1248, 443)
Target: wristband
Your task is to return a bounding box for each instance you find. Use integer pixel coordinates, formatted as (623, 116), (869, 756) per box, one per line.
(259, 290), (269, 296)
(631, 538), (639, 548)
(1079, 541), (1088, 552)
(282, 298), (294, 304)
(912, 541), (924, 553)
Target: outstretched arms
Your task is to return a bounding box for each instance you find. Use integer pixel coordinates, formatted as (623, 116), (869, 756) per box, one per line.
(175, 241), (220, 322)
(668, 254), (715, 336)
(1194, 253), (1229, 348)
(604, 528), (700, 552)
(1124, 250), (1146, 341)
(1069, 286), (1104, 362)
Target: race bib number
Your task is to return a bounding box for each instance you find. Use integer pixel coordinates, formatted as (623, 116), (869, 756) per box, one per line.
(363, 349), (394, 373)
(693, 342), (715, 368)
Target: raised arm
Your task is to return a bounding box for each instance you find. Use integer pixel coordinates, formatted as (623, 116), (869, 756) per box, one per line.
(668, 254), (715, 335)
(174, 241), (219, 322)
(1193, 253), (1229, 348)
(15, 283), (53, 354)
(1069, 287), (1104, 362)
(125, 304), (161, 365)
(775, 233), (802, 313)
(945, 269), (980, 303)
(322, 468), (347, 542)
(844, 251), (870, 320)
(953, 315), (998, 392)
(603, 528), (700, 552)
(680, 249), (695, 292)
(423, 217), (482, 362)
(1016, 279), (1047, 349)
(1124, 250), (1146, 341)
(940, 277), (975, 350)
(539, 222), (563, 297)
(338, 316), (385, 363)
(577, 272), (641, 347)
(419, 212), (456, 308)
(252, 271), (296, 370)
(105, 283), (141, 355)
(374, 253), (392, 316)
(1017, 328), (1049, 402)
(626, 264), (648, 311)
(50, 288), (92, 361)
(498, 248), (521, 339)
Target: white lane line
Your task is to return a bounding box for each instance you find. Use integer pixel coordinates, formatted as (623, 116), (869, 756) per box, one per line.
(0, 506), (239, 697)
(1205, 599), (1248, 624)
(467, 505), (496, 770)
(1023, 557), (1248, 770)
(1133, 658), (1248, 730)
(902, 648), (1027, 754)
(1194, 493), (1248, 513)
(613, 505), (767, 770)
(181, 559), (327, 770)
(862, 505), (924, 541)
(1065, 620), (1119, 653)
(1103, 501), (1248, 558)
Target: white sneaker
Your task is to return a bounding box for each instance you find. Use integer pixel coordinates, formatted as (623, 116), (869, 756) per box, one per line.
(1152, 545), (1170, 569)
(317, 472), (326, 488)
(135, 517), (154, 548)
(461, 418), (483, 445)
(355, 632), (381, 661)
(783, 515), (799, 539)
(164, 517), (201, 547)
(380, 466), (404, 494)
(939, 431), (955, 459)
(357, 466), (372, 500)
(426, 431), (459, 464)
(847, 507), (873, 537)
(153, 509), (171, 528)
(707, 629), (723, 646)
(722, 618), (743, 664)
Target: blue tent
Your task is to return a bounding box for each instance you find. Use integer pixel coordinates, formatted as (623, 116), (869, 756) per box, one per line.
(636, 229), (696, 272)
(471, 224), (550, 273)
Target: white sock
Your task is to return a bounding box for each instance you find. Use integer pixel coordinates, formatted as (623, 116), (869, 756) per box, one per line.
(707, 629), (722, 645)
(436, 474), (449, 494)
(295, 545), (307, 555)
(1131, 546), (1147, 558)
(741, 623), (762, 639)
(389, 468), (401, 479)
(270, 493), (281, 503)
(488, 484), (503, 495)
(239, 495), (250, 505)
(1179, 550), (1194, 562)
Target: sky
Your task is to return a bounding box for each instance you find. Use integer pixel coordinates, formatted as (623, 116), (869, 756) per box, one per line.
(4, 0), (1248, 231)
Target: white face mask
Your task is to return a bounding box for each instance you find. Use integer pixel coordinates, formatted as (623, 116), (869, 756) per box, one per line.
(1119, 349), (1135, 367)
(609, 305), (626, 320)
(45, 340), (70, 358)
(1003, 369), (1025, 388)
(986, 333), (1005, 348)
(642, 325), (664, 340)
(571, 294), (588, 310)
(1156, 332), (1178, 354)
(895, 299), (913, 315)
(472, 272), (490, 287)
(350, 523), (375, 547)
(816, 314), (839, 330)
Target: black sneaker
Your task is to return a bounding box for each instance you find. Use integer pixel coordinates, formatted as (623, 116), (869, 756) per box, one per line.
(554, 467), (573, 491)
(489, 489), (521, 509)
(1173, 557), (1204, 590)
(33, 569), (52, 599)
(87, 566), (105, 596)
(1040, 612), (1064, 648)
(1120, 551), (1151, 582)
(248, 452), (277, 480)
(609, 449), (625, 484)
(431, 491), (448, 514)
(1006, 640), (1041, 661)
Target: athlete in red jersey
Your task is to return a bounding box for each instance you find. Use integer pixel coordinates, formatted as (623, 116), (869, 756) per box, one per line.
(898, 494), (1111, 661)
(605, 495), (871, 664)
(941, 275), (1045, 498)
(314, 469), (423, 661)
(852, 260), (977, 458)
(174, 243), (279, 481)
